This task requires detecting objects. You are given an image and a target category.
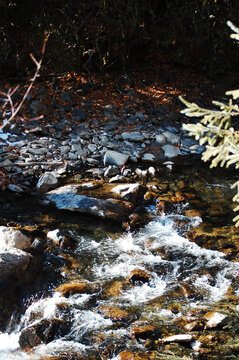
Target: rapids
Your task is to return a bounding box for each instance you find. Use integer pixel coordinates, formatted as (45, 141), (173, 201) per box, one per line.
(0, 164), (239, 359)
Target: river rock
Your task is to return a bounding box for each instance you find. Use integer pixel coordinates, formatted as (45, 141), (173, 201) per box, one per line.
(0, 248), (31, 281)
(121, 132), (145, 142)
(204, 311), (229, 329)
(104, 150), (129, 166)
(46, 184), (134, 222)
(111, 183), (140, 203)
(155, 134), (166, 145)
(162, 334), (193, 343)
(36, 172), (58, 192)
(0, 226), (31, 251)
(99, 305), (131, 322)
(55, 281), (93, 297)
(128, 269), (152, 284)
(131, 324), (155, 339)
(162, 144), (180, 158)
(142, 153), (156, 162)
(19, 318), (70, 348)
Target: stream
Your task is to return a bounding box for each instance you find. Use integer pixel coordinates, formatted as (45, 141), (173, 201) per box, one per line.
(0, 163), (239, 360)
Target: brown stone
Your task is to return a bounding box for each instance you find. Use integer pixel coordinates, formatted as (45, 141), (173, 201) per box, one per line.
(55, 281), (92, 297)
(104, 280), (128, 297)
(131, 325), (155, 339)
(99, 305), (130, 322)
(185, 209), (202, 218)
(118, 351), (135, 360)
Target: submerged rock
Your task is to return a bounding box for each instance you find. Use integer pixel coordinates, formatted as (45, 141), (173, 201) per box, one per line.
(131, 324), (155, 339)
(46, 184), (134, 222)
(99, 305), (131, 322)
(55, 281), (93, 297)
(19, 318), (70, 348)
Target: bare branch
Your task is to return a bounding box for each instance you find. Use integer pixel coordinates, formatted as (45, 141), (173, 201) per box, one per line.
(0, 34), (49, 131)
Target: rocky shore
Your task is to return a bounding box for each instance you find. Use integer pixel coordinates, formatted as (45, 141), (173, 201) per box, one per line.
(0, 75), (205, 193)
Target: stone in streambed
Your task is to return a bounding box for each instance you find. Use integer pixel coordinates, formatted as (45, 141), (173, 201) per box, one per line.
(111, 183), (140, 203)
(99, 305), (131, 322)
(46, 184), (133, 222)
(36, 172), (58, 192)
(55, 281), (93, 297)
(0, 226), (31, 251)
(131, 324), (155, 340)
(104, 150), (129, 166)
(162, 334), (194, 343)
(0, 248), (32, 281)
(19, 318), (69, 348)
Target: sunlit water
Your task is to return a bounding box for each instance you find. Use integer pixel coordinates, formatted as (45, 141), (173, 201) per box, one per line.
(0, 208), (238, 360)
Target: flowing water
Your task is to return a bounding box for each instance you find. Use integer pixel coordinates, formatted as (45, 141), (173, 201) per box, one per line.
(0, 164), (239, 360)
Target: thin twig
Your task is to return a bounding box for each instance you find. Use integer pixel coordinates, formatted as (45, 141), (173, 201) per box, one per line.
(0, 32), (49, 131)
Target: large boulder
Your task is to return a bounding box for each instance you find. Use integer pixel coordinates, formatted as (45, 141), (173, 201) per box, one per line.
(46, 184), (133, 222)
(0, 248), (32, 281)
(0, 226), (31, 251)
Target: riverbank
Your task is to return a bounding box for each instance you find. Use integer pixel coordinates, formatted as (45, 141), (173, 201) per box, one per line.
(0, 62), (216, 192)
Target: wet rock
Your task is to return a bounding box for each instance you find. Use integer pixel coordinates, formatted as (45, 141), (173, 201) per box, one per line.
(131, 324), (155, 340)
(127, 213), (146, 230)
(55, 281), (93, 297)
(184, 320), (203, 331)
(47, 229), (70, 247)
(204, 311), (229, 329)
(162, 334), (194, 343)
(46, 184), (134, 222)
(19, 318), (70, 348)
(118, 351), (135, 360)
(122, 132), (145, 142)
(104, 150), (129, 166)
(185, 209), (202, 218)
(0, 226), (31, 251)
(36, 172), (58, 192)
(111, 183), (140, 203)
(0, 248), (31, 281)
(99, 305), (131, 322)
(104, 280), (128, 297)
(128, 269), (152, 284)
(118, 351), (150, 360)
(155, 134), (166, 145)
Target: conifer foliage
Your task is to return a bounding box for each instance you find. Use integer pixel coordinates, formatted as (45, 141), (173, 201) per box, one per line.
(180, 21), (239, 226)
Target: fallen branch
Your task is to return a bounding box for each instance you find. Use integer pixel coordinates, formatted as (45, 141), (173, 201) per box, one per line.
(0, 161), (63, 168)
(0, 32), (49, 131)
